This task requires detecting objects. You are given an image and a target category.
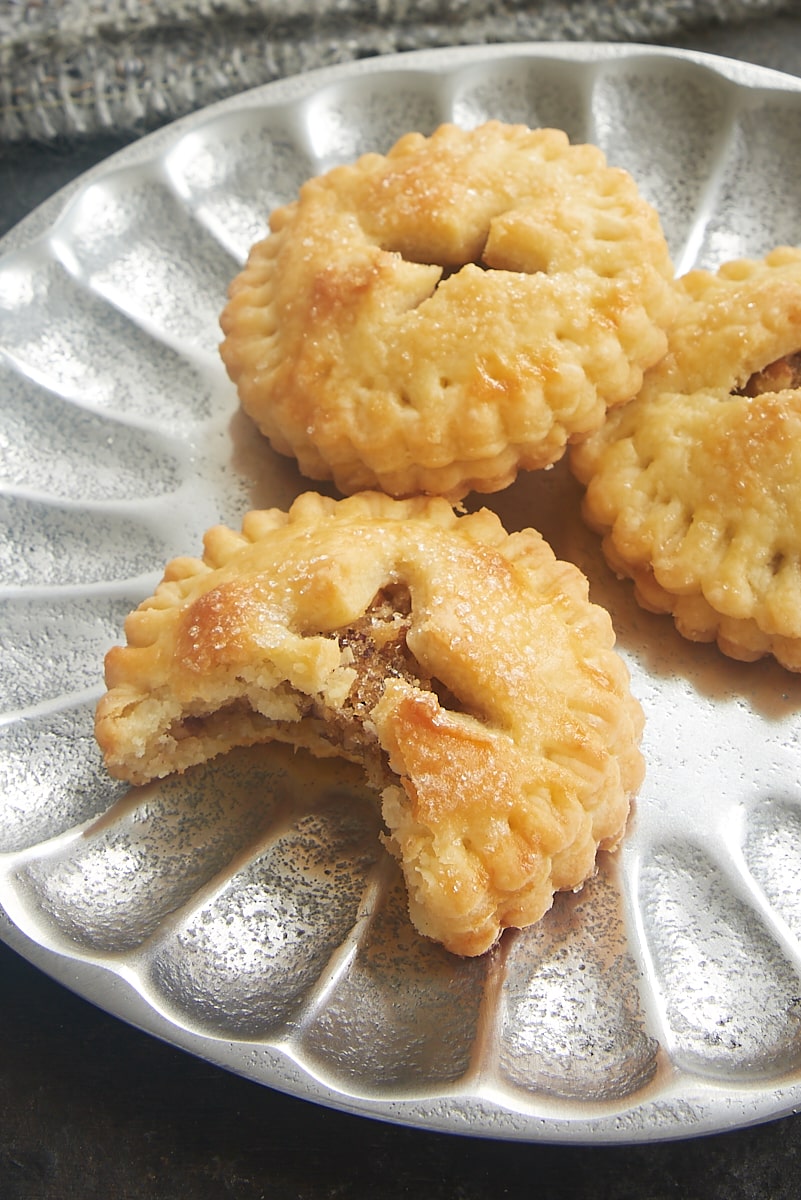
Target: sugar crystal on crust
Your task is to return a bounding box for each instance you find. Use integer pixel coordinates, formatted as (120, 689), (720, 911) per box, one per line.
(219, 121), (677, 501)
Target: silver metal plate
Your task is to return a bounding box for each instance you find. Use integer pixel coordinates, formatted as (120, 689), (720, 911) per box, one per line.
(2, 42), (801, 1144)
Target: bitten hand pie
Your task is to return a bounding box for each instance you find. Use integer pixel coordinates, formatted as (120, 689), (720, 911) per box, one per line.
(219, 121), (677, 501)
(95, 491), (644, 956)
(571, 247), (801, 671)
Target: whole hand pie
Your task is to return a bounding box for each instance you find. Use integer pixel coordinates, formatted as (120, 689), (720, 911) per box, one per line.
(571, 246), (801, 671)
(95, 491), (645, 956)
(219, 120), (677, 501)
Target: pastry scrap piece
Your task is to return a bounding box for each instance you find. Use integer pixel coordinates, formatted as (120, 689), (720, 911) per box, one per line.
(570, 246), (801, 671)
(95, 491), (644, 956)
(219, 121), (677, 501)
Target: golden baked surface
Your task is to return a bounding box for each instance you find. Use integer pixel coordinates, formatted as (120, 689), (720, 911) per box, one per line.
(95, 491), (644, 956)
(571, 246), (801, 671)
(219, 121), (677, 501)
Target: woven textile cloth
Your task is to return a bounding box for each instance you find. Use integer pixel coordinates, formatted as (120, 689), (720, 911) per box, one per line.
(1, 0), (796, 142)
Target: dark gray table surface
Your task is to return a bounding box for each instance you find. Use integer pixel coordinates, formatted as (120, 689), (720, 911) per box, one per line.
(2, 18), (801, 1199)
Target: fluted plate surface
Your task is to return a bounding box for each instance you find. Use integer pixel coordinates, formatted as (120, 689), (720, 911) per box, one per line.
(2, 43), (801, 1143)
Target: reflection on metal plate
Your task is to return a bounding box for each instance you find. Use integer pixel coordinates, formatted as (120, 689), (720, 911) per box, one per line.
(1, 43), (801, 1143)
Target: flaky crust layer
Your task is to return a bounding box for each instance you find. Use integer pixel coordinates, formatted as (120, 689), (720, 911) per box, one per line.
(571, 247), (801, 670)
(95, 491), (644, 956)
(219, 121), (677, 501)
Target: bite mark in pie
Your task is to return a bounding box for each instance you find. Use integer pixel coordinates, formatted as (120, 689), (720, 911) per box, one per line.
(95, 491), (644, 955)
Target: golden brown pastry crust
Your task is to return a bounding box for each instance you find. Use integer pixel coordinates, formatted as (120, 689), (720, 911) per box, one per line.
(219, 121), (677, 501)
(571, 247), (801, 670)
(95, 491), (644, 956)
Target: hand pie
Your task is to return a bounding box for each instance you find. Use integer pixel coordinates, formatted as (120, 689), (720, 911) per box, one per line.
(96, 491), (644, 956)
(219, 120), (677, 501)
(571, 247), (801, 670)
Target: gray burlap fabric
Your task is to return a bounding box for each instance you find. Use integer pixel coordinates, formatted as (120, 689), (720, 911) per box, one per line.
(1, 0), (796, 142)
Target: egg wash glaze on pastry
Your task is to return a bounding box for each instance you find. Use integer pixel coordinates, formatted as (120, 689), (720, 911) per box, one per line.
(95, 492), (645, 956)
(220, 121), (678, 502)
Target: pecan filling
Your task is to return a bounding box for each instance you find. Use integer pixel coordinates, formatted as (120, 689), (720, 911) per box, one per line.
(318, 585), (426, 762)
(736, 350), (801, 397)
(164, 586), (443, 783)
